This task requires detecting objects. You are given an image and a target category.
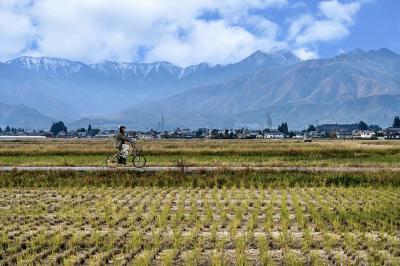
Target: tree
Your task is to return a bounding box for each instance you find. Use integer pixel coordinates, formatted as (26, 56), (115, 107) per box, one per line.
(91, 128), (100, 136)
(307, 124), (316, 132)
(88, 124), (92, 134)
(0, 127), (2, 133)
(393, 116), (400, 128)
(278, 122), (289, 135)
(358, 120), (368, 130)
(50, 121), (68, 135)
(195, 128), (206, 138)
(5, 126), (10, 132)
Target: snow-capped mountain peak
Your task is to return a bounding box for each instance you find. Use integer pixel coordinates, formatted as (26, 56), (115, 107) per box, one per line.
(239, 49), (301, 67)
(6, 56), (84, 74)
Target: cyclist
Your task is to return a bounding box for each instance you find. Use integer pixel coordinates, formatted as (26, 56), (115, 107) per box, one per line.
(115, 125), (135, 164)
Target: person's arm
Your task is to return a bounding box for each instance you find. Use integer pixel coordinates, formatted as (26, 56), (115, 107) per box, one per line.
(120, 134), (133, 143)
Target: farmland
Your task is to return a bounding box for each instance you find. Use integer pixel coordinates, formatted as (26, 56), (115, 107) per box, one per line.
(1, 186), (399, 265)
(1, 138), (400, 167)
(1, 139), (400, 265)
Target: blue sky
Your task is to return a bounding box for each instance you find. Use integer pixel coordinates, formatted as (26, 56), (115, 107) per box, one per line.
(318, 0), (400, 58)
(0, 0), (398, 66)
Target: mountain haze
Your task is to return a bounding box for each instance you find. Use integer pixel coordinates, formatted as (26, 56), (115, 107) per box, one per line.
(103, 49), (400, 129)
(0, 50), (300, 121)
(0, 102), (53, 129)
(1, 48), (400, 130)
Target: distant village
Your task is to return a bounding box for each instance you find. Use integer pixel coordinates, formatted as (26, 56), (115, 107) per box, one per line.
(1, 116), (400, 141)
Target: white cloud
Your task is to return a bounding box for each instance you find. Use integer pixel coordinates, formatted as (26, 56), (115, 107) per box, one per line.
(295, 20), (350, 44)
(287, 15), (314, 40)
(0, 0), (368, 65)
(0, 0), (289, 65)
(287, 0), (363, 58)
(0, 0), (36, 59)
(293, 47), (318, 60)
(319, 0), (360, 23)
(146, 19), (287, 66)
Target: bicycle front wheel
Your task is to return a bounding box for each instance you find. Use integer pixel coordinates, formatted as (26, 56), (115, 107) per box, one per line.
(132, 155), (146, 168)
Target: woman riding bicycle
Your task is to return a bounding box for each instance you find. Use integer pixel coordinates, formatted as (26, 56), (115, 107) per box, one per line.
(115, 125), (135, 164)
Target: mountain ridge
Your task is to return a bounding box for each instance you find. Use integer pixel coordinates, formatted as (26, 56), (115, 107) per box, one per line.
(4, 48), (301, 79)
(0, 102), (54, 129)
(98, 48), (400, 129)
(2, 48), (400, 129)
(0, 49), (300, 121)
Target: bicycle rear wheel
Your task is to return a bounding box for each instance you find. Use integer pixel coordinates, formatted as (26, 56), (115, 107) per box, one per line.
(132, 155), (146, 168)
(106, 154), (119, 168)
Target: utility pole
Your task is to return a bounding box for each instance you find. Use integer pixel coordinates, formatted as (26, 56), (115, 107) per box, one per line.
(267, 114), (272, 129)
(161, 113), (165, 131)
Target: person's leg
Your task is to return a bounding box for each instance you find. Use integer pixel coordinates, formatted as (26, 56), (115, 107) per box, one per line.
(121, 144), (130, 159)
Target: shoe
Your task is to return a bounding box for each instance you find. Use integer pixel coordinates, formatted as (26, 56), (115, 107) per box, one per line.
(118, 157), (127, 165)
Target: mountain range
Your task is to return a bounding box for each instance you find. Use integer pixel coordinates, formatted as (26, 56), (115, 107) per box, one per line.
(0, 102), (53, 129)
(0, 49), (299, 122)
(1, 48), (399, 129)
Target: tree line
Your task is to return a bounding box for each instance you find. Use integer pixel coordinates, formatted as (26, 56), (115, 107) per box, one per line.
(277, 115), (400, 135)
(2, 116), (400, 135)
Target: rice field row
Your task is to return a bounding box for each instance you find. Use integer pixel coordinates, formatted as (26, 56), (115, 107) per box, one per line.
(1, 187), (399, 265)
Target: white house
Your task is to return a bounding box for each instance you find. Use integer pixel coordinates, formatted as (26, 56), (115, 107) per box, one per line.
(360, 131), (376, 139)
(264, 131), (284, 139)
(353, 130), (376, 139)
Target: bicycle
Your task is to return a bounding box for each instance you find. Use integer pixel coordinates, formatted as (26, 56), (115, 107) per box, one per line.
(105, 142), (147, 168)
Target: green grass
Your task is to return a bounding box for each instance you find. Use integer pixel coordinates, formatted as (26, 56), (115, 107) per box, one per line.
(1, 152), (400, 167)
(1, 139), (400, 167)
(1, 169), (400, 188)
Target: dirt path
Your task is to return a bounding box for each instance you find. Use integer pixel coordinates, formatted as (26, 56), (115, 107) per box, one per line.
(1, 166), (400, 172)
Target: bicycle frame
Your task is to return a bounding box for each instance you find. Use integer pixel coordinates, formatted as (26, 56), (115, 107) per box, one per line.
(130, 142), (142, 156)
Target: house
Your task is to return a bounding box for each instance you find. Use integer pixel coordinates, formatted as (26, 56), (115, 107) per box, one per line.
(336, 129), (353, 139)
(237, 129), (251, 139)
(57, 130), (66, 137)
(384, 128), (400, 139)
(137, 133), (153, 139)
(292, 134), (303, 139)
(184, 132), (196, 139)
(352, 130), (376, 139)
(264, 131), (284, 139)
(250, 130), (261, 138)
(77, 131), (87, 138)
(256, 134), (264, 139)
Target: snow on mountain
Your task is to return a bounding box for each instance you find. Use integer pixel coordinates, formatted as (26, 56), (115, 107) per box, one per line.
(108, 48), (400, 129)
(238, 49), (302, 67)
(179, 62), (211, 79)
(90, 49), (300, 80)
(0, 49), (301, 121)
(6, 56), (84, 75)
(4, 49), (299, 80)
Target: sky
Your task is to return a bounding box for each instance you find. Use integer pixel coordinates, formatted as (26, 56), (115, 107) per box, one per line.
(0, 0), (399, 66)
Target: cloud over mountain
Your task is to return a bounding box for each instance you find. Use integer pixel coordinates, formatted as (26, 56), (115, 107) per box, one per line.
(0, 0), (370, 65)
